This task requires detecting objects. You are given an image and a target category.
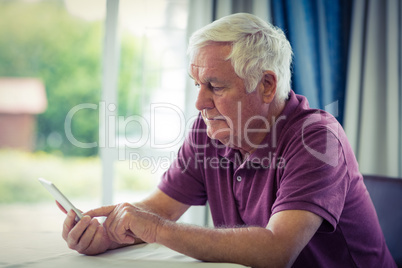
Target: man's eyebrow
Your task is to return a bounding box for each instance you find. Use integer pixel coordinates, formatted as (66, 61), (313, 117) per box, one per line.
(188, 73), (221, 84)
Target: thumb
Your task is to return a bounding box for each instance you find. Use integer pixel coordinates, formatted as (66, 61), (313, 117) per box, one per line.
(85, 205), (116, 218)
(122, 234), (136, 244)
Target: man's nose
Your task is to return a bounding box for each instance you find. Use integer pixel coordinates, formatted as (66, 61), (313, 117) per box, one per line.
(195, 85), (214, 111)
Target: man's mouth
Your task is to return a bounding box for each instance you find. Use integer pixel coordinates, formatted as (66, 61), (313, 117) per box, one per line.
(205, 115), (225, 121)
(202, 110), (225, 121)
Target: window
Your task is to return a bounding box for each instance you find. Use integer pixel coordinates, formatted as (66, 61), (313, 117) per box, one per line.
(0, 0), (192, 231)
(113, 0), (190, 204)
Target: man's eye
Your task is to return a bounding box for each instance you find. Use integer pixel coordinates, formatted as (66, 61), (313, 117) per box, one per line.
(212, 87), (223, 92)
(210, 84), (224, 93)
(194, 83), (200, 89)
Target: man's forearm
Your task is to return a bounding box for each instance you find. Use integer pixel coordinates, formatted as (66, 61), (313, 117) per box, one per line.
(87, 203), (319, 266)
(88, 195), (320, 265)
(156, 220), (293, 268)
(132, 190), (190, 222)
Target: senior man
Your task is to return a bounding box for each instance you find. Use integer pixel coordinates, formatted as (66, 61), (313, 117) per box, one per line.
(61, 13), (396, 267)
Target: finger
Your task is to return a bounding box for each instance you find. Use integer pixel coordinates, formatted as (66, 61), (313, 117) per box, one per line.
(99, 208), (119, 243)
(56, 201), (67, 214)
(62, 210), (78, 240)
(66, 215), (91, 250)
(75, 218), (99, 254)
(121, 233), (135, 244)
(111, 206), (135, 244)
(106, 213), (121, 243)
(85, 205), (116, 218)
(85, 225), (107, 255)
(118, 221), (136, 244)
(91, 225), (107, 246)
(111, 205), (132, 243)
(102, 209), (114, 234)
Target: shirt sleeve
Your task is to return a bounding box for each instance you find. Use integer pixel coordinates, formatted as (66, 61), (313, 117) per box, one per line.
(272, 118), (350, 233)
(158, 115), (208, 206)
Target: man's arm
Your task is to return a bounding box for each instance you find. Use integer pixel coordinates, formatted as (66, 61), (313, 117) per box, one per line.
(135, 189), (190, 221)
(158, 210), (322, 268)
(89, 201), (323, 267)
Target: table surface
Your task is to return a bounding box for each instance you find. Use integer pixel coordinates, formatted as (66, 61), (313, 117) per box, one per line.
(0, 231), (246, 268)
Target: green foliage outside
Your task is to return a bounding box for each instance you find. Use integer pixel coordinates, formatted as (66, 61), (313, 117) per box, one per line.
(0, 0), (155, 157)
(0, 0), (162, 204)
(0, 149), (157, 203)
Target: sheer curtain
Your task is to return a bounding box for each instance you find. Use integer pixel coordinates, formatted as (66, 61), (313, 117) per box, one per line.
(344, 0), (402, 178)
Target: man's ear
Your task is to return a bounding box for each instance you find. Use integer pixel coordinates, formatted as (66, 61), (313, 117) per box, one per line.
(261, 71), (277, 104)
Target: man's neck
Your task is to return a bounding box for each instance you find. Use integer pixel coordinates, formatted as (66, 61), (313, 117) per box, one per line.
(238, 98), (287, 160)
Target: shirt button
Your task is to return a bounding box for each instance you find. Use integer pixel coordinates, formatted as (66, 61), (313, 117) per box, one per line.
(236, 176), (242, 182)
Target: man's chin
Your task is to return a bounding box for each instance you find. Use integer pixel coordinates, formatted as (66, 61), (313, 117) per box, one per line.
(208, 130), (232, 146)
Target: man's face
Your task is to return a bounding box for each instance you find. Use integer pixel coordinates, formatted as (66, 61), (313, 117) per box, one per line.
(190, 43), (269, 151)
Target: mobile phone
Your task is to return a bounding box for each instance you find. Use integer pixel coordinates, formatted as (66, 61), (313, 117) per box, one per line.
(38, 178), (83, 222)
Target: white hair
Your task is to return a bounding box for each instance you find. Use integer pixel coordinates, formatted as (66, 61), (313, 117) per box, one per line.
(187, 13), (293, 101)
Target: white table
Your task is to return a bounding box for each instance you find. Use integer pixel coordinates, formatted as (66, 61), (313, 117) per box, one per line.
(0, 232), (246, 267)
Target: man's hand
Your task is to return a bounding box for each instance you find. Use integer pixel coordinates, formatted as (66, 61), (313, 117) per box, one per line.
(86, 203), (163, 245)
(58, 190), (188, 255)
(61, 209), (118, 255)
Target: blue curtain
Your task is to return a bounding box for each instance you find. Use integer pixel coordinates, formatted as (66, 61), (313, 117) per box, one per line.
(271, 0), (352, 125)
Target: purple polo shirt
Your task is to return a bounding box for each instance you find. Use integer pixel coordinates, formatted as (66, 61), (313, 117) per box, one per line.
(158, 91), (396, 267)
